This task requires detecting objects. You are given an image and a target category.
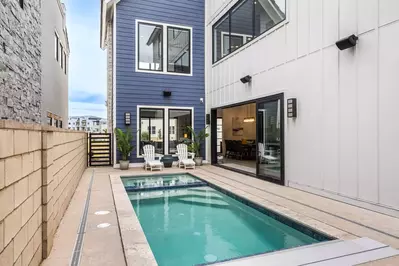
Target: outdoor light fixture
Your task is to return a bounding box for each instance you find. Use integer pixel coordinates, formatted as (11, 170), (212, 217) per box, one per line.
(336, 34), (358, 50)
(287, 98), (297, 118)
(124, 112), (131, 125)
(163, 90), (172, 97)
(240, 75), (252, 84)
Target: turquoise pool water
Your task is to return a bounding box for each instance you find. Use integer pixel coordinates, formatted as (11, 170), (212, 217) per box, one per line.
(122, 174), (205, 191)
(128, 180), (323, 266)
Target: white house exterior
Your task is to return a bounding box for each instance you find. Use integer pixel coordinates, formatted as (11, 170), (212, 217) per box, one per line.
(41, 0), (70, 127)
(205, 0), (399, 213)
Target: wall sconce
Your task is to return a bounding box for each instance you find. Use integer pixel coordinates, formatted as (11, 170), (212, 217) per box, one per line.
(287, 98), (297, 118)
(240, 75), (252, 84)
(124, 112), (131, 125)
(336, 34), (358, 50)
(163, 90), (172, 97)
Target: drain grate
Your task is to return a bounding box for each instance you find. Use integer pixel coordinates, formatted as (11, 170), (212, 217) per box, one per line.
(70, 170), (95, 266)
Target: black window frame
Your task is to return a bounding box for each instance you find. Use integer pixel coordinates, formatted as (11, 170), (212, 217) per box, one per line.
(60, 44), (64, 69)
(137, 22), (164, 72)
(64, 52), (67, 74)
(212, 0), (286, 63)
(139, 108), (165, 155)
(55, 33), (59, 62)
(166, 26), (191, 74)
(167, 109), (192, 154)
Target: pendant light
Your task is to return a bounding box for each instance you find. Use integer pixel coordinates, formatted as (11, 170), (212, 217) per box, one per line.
(244, 104), (255, 123)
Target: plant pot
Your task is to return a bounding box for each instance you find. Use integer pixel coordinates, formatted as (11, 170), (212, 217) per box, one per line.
(161, 155), (174, 168)
(120, 160), (130, 170)
(194, 157), (203, 166)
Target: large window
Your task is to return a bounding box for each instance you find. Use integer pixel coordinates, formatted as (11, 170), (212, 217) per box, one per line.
(138, 107), (193, 156)
(137, 21), (192, 75)
(139, 108), (164, 155)
(138, 22), (163, 71)
(168, 109), (192, 154)
(167, 27), (191, 74)
(213, 0), (286, 63)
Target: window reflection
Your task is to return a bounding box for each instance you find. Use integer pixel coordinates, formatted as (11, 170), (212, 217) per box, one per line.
(138, 23), (163, 71)
(169, 110), (192, 154)
(139, 109), (164, 155)
(213, 0), (286, 63)
(167, 27), (190, 74)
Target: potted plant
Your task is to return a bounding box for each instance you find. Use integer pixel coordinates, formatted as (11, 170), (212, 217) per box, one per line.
(114, 127), (134, 170)
(186, 126), (209, 166)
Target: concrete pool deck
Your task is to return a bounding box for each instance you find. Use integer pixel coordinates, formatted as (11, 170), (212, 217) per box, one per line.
(41, 165), (399, 265)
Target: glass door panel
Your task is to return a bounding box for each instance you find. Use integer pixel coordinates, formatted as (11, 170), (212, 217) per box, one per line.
(139, 108), (165, 155)
(257, 97), (283, 184)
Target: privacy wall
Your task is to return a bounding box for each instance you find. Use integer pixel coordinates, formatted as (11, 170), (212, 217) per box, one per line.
(0, 120), (87, 265)
(206, 0), (399, 211)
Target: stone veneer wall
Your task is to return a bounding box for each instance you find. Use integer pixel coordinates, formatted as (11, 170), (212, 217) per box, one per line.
(0, 1), (42, 123)
(106, 21), (114, 134)
(0, 120), (87, 265)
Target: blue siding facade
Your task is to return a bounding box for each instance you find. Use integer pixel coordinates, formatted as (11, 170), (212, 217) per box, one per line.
(115, 0), (205, 162)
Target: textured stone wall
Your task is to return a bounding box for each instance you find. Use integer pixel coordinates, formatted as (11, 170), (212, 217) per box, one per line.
(0, 120), (88, 265)
(0, 0), (42, 123)
(106, 21), (113, 134)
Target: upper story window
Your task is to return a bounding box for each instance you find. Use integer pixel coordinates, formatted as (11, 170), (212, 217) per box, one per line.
(60, 44), (64, 68)
(55, 33), (59, 61)
(167, 27), (190, 74)
(136, 20), (192, 75)
(64, 52), (67, 74)
(138, 22), (163, 71)
(213, 0), (286, 63)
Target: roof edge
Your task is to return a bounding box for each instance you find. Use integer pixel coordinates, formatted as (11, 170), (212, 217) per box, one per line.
(100, 0), (118, 49)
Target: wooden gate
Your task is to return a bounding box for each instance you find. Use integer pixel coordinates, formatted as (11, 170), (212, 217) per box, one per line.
(89, 133), (112, 166)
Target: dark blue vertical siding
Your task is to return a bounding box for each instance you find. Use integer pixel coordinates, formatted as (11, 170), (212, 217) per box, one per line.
(115, 0), (205, 162)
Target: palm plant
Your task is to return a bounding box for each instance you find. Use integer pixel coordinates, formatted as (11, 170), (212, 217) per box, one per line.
(114, 127), (134, 161)
(186, 126), (209, 157)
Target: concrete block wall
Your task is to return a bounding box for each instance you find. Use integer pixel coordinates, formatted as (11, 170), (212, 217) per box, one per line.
(0, 120), (87, 265)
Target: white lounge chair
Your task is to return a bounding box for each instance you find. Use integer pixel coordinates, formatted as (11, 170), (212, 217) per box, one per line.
(258, 143), (278, 164)
(143, 145), (163, 171)
(176, 144), (196, 170)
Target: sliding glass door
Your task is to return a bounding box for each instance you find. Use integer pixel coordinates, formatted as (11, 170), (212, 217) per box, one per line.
(256, 94), (284, 184)
(139, 108), (165, 155)
(168, 109), (192, 154)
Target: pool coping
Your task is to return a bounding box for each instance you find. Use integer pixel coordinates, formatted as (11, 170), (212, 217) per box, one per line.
(110, 171), (340, 266)
(110, 174), (158, 266)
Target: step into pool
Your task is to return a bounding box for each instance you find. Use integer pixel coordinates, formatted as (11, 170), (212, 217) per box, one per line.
(123, 174), (333, 266)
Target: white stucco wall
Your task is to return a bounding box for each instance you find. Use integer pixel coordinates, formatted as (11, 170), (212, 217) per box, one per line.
(205, 0), (399, 211)
(41, 0), (69, 126)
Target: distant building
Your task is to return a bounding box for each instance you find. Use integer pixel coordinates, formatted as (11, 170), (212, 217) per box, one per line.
(41, 0), (70, 127)
(69, 116), (107, 133)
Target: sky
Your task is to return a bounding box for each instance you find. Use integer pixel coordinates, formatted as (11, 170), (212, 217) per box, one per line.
(64, 0), (107, 118)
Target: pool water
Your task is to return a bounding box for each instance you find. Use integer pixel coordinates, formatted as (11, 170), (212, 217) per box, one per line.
(122, 174), (206, 191)
(128, 185), (322, 266)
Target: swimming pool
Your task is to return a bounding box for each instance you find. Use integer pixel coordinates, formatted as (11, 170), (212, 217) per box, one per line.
(124, 174), (332, 266)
